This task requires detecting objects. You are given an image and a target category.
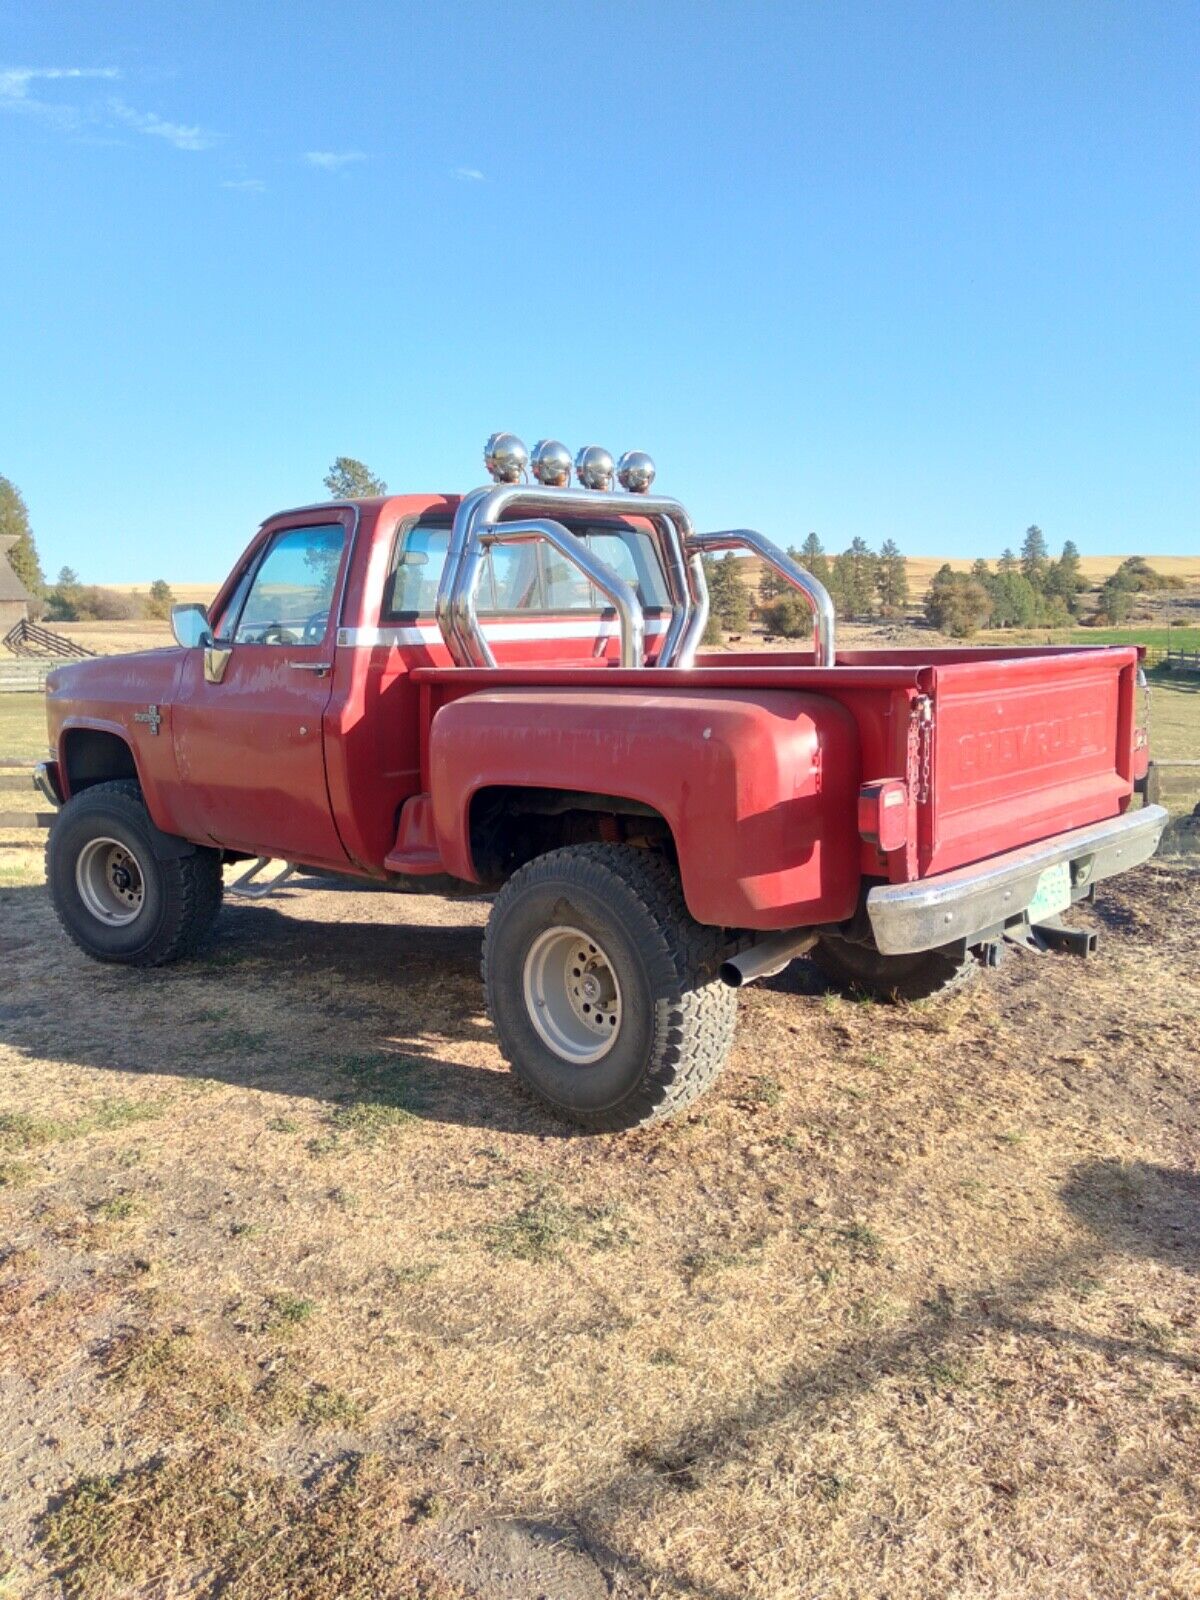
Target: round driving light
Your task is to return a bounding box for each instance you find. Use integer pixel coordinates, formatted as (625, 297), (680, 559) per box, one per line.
(484, 432), (528, 483)
(616, 450), (656, 493)
(531, 439), (573, 488)
(575, 445), (615, 490)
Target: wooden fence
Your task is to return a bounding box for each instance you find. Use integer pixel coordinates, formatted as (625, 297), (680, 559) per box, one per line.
(0, 765), (55, 829)
(0, 659), (58, 693)
(2, 617), (94, 660)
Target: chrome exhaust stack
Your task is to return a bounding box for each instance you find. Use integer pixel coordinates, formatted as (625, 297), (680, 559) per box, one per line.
(719, 929), (818, 987)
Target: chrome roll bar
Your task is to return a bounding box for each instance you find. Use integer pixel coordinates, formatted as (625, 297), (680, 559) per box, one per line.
(434, 485), (837, 670)
(438, 484), (698, 668)
(684, 530), (836, 667)
(469, 519), (644, 669)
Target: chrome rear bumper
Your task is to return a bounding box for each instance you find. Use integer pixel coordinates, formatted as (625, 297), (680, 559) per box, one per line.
(866, 806), (1169, 956)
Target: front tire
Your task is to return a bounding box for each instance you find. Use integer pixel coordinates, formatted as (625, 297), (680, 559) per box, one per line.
(483, 845), (737, 1130)
(47, 780), (223, 966)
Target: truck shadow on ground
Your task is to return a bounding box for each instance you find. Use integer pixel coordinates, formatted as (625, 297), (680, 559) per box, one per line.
(5, 878), (1198, 1600)
(3, 880), (861, 1140)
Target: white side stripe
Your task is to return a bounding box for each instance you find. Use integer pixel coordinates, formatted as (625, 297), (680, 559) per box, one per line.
(338, 619), (668, 648)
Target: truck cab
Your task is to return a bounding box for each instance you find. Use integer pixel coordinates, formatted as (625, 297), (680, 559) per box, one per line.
(40, 436), (1167, 1130)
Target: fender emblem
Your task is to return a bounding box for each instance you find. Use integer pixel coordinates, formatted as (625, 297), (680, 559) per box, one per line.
(133, 704), (163, 736)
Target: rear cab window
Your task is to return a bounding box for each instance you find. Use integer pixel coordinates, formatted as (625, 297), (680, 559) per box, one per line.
(382, 517), (670, 622)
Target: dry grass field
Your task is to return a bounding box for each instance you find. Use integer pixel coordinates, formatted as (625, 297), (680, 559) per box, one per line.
(1, 694), (1198, 1598)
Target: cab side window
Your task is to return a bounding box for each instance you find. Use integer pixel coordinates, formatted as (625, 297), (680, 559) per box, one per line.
(234, 524), (347, 646)
(383, 525), (450, 616)
(380, 517), (670, 620)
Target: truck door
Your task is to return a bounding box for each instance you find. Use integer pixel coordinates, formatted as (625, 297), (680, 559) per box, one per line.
(172, 516), (353, 866)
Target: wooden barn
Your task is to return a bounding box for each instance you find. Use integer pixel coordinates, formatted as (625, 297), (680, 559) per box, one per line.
(0, 535), (34, 634)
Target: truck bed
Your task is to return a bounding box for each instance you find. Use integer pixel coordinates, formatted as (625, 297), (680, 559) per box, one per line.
(411, 643), (1143, 884)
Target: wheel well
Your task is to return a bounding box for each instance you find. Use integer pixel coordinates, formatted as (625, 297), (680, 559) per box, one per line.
(469, 786), (675, 885)
(61, 729), (139, 795)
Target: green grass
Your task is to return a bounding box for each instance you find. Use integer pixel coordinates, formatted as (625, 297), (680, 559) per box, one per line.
(0, 692), (48, 763)
(0, 1098), (161, 1153)
(264, 1293), (317, 1332)
(1148, 680), (1199, 764)
(975, 625), (1200, 651)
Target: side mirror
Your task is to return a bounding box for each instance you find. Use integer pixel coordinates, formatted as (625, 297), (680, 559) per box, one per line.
(171, 603), (213, 649)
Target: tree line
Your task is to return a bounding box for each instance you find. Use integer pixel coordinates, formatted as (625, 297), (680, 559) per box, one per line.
(704, 532), (909, 639)
(3, 461), (1181, 642)
(924, 525), (1180, 637)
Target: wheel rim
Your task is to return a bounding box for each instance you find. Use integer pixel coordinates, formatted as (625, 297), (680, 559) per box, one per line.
(75, 836), (146, 927)
(522, 925), (623, 1064)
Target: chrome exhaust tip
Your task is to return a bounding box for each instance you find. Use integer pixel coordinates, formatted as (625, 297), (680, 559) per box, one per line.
(720, 930), (817, 987)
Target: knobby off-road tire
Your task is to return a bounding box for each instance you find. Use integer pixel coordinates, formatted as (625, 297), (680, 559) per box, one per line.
(47, 779), (223, 966)
(483, 844), (738, 1131)
(811, 934), (977, 1003)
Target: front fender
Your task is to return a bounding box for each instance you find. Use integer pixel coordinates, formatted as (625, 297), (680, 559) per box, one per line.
(428, 687), (862, 931)
(47, 650), (190, 839)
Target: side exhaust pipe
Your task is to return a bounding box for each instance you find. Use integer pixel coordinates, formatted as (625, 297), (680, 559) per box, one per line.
(720, 930), (817, 988)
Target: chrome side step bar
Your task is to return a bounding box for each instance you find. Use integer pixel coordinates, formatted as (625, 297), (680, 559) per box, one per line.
(226, 858), (298, 900)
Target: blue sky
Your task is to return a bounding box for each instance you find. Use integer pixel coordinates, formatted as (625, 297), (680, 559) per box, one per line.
(1, 1), (1196, 582)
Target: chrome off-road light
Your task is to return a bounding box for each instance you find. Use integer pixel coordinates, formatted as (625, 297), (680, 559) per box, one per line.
(616, 450), (656, 493)
(574, 445), (614, 490)
(531, 439), (572, 487)
(483, 432), (528, 483)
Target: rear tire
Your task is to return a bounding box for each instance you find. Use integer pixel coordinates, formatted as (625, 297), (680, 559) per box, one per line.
(47, 780), (223, 966)
(483, 845), (737, 1130)
(811, 934), (977, 1003)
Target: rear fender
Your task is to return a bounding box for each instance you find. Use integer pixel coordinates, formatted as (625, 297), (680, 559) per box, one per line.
(428, 687), (862, 931)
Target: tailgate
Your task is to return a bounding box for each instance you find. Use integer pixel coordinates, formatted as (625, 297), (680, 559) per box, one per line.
(918, 648), (1139, 877)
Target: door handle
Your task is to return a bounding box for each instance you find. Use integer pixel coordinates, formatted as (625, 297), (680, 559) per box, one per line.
(287, 661), (332, 675)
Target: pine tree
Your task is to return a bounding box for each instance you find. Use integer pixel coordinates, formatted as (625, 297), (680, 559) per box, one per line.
(0, 475), (44, 597)
(46, 566), (82, 621)
(833, 537), (878, 618)
(997, 548), (1017, 575)
(707, 554), (751, 631)
(1058, 539), (1083, 592)
(1020, 525), (1049, 587)
(876, 539), (908, 615)
(1043, 539), (1085, 616)
(788, 532), (832, 591)
(323, 457), (387, 498)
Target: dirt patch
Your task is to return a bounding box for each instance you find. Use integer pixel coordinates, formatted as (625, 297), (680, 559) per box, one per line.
(0, 853), (1197, 1598)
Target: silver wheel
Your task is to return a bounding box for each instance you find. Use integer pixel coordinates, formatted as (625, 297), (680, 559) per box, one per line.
(75, 836), (146, 927)
(522, 924), (623, 1065)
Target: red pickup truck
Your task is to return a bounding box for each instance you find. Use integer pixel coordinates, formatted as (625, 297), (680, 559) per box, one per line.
(39, 437), (1166, 1129)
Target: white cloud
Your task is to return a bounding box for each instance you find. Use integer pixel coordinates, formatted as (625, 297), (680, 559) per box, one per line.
(221, 177), (265, 192)
(0, 65), (118, 130)
(0, 66), (118, 100)
(453, 166), (485, 182)
(304, 150), (366, 171)
(109, 97), (217, 151)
